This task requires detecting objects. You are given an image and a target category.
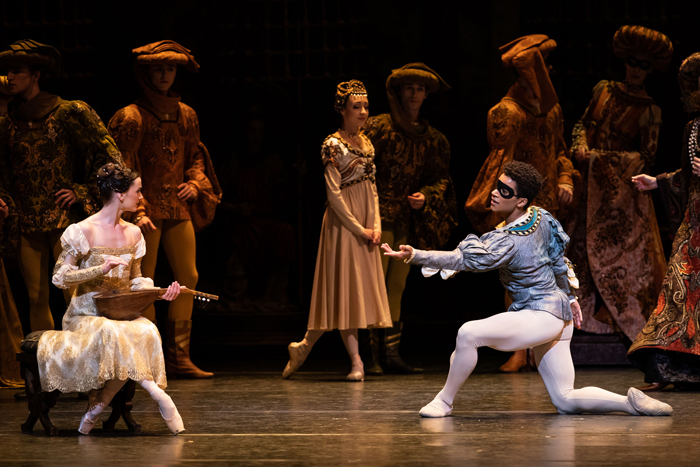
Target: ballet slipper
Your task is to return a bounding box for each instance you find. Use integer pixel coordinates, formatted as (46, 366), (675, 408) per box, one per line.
(160, 406), (186, 435)
(78, 407), (102, 435)
(627, 388), (673, 416)
(346, 362), (364, 382)
(282, 341), (311, 379)
(419, 394), (453, 418)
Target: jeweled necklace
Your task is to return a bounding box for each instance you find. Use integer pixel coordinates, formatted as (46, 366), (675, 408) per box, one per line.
(623, 80), (646, 92)
(689, 118), (700, 168)
(339, 128), (361, 146)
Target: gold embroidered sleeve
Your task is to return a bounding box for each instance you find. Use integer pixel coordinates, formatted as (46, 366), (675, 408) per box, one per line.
(52, 248), (104, 289)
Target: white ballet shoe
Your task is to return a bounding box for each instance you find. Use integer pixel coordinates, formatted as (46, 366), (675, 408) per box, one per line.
(78, 410), (99, 435)
(346, 362), (364, 382)
(160, 406), (186, 435)
(282, 341), (311, 379)
(419, 395), (453, 418)
(627, 387), (673, 416)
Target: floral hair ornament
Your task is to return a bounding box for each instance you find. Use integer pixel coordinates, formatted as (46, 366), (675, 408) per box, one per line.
(334, 80), (367, 114)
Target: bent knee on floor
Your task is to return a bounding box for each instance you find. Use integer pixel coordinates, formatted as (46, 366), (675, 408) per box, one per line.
(549, 392), (581, 415)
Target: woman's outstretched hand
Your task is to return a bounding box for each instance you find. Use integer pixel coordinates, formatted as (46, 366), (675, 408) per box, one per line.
(571, 300), (583, 330)
(381, 243), (413, 261)
(161, 281), (184, 301)
(101, 256), (130, 274)
(631, 174), (657, 191)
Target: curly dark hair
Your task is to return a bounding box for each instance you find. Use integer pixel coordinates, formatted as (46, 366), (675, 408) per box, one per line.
(96, 162), (139, 202)
(502, 161), (543, 207)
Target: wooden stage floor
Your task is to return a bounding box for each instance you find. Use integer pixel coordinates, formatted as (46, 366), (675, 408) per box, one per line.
(1, 359), (697, 466)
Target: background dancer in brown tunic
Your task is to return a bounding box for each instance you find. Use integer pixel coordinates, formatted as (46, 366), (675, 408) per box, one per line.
(109, 41), (220, 379)
(567, 26), (672, 345)
(282, 80), (391, 382)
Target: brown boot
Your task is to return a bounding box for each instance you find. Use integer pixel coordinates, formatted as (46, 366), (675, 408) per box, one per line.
(500, 349), (532, 373)
(166, 320), (214, 379)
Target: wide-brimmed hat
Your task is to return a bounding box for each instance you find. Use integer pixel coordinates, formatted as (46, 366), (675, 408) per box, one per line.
(387, 63), (450, 94)
(0, 39), (61, 77)
(612, 25), (673, 71)
(133, 40), (199, 73)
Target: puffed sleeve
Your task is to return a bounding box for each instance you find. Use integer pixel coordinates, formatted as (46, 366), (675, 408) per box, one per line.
(130, 233), (155, 290)
(52, 224), (103, 289)
(410, 230), (516, 273)
(322, 139), (366, 237)
(181, 106), (210, 200)
(551, 105), (575, 188)
(108, 106), (147, 220)
(63, 101), (124, 216)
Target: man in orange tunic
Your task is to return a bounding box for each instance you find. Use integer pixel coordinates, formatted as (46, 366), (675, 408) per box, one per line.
(109, 41), (220, 379)
(465, 35), (577, 372)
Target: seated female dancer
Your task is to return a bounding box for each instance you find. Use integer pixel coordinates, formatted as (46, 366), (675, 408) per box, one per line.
(36, 163), (185, 435)
(383, 161), (672, 417)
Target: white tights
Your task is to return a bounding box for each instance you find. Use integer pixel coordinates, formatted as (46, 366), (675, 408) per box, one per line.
(435, 310), (636, 415)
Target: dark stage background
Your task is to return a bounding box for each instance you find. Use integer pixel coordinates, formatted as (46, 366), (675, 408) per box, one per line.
(3, 0), (700, 361)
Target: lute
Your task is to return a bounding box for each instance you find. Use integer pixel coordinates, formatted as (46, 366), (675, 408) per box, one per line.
(94, 287), (219, 321)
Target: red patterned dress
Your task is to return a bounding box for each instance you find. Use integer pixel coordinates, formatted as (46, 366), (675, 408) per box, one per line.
(628, 119), (700, 385)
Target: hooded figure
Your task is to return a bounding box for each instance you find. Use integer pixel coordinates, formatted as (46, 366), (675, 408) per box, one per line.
(465, 34), (577, 234)
(0, 39), (123, 333)
(108, 40), (219, 379)
(628, 51), (700, 391)
(566, 25), (672, 344)
(364, 62), (457, 375)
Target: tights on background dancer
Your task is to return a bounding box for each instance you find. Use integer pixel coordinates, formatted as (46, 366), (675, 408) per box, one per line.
(383, 161), (672, 418)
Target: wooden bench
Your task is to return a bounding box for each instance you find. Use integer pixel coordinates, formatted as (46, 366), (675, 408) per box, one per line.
(17, 331), (141, 435)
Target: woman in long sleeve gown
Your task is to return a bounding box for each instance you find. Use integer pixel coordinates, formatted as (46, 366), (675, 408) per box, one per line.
(281, 80), (392, 381)
(36, 163), (185, 435)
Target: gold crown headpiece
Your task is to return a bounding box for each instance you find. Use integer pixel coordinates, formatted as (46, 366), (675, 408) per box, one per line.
(334, 79), (367, 114)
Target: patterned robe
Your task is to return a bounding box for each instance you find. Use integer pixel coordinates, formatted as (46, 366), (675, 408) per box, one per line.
(628, 120), (700, 384)
(567, 81), (667, 340)
(364, 113), (457, 250)
(465, 85), (577, 234)
(0, 92), (123, 232)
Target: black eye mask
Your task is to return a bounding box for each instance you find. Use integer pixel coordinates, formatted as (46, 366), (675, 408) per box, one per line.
(497, 180), (518, 199)
(627, 56), (652, 71)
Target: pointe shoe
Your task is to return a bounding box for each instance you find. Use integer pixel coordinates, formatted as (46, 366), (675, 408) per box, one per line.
(347, 363), (364, 382)
(637, 382), (670, 392)
(282, 341), (311, 379)
(627, 387), (673, 416)
(78, 411), (99, 435)
(419, 395), (453, 418)
(160, 406), (186, 435)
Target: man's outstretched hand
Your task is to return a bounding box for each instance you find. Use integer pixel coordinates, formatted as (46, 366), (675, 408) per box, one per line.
(381, 243), (413, 261)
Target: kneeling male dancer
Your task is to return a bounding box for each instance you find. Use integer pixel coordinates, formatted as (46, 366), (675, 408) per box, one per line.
(382, 161), (672, 417)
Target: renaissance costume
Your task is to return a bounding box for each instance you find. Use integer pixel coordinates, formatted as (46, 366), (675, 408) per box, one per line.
(364, 63), (457, 373)
(403, 204), (671, 418)
(628, 52), (700, 386)
(465, 35), (577, 234)
(566, 26), (672, 342)
(37, 224), (165, 392)
(108, 40), (220, 379)
(0, 40), (123, 333)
